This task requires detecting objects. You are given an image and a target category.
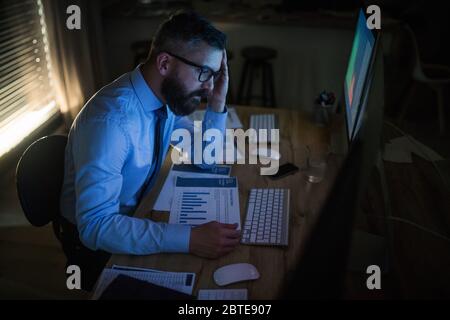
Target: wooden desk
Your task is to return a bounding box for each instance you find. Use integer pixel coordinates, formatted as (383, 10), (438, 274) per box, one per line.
(106, 106), (343, 299)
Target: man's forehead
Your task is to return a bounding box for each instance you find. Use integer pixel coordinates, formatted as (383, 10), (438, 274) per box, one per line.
(184, 43), (222, 71)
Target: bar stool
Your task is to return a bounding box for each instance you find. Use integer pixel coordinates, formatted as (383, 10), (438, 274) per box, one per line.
(237, 46), (277, 107)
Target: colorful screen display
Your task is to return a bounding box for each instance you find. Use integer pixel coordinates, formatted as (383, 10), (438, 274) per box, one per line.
(344, 9), (376, 141)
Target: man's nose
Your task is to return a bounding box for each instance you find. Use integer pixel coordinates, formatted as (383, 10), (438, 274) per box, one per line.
(200, 77), (214, 92)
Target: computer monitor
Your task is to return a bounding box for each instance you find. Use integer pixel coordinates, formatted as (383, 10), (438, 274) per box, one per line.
(344, 9), (377, 142)
(281, 9), (384, 299)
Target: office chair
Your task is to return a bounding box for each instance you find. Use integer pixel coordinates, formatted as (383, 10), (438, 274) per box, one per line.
(16, 135), (67, 240)
(397, 23), (450, 135)
(16, 135), (111, 291)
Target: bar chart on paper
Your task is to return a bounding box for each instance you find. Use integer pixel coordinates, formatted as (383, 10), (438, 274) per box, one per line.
(153, 164), (231, 211)
(177, 191), (210, 224)
(169, 177), (241, 228)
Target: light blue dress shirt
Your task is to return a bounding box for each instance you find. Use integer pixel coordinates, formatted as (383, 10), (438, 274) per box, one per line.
(60, 66), (227, 255)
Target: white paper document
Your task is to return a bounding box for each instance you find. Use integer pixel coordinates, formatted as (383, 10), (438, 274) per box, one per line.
(383, 135), (444, 163)
(92, 265), (196, 299)
(153, 164), (231, 211)
(169, 176), (241, 228)
(198, 289), (248, 300)
(399, 136), (444, 161)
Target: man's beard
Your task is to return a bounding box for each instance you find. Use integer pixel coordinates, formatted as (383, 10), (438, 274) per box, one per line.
(161, 74), (209, 116)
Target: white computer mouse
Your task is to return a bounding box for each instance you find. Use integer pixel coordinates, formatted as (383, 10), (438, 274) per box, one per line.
(250, 148), (281, 160)
(213, 263), (260, 286)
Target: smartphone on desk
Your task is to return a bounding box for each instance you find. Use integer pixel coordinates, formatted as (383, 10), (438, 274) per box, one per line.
(269, 163), (299, 180)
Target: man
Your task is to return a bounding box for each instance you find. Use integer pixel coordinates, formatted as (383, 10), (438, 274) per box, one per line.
(60, 11), (240, 289)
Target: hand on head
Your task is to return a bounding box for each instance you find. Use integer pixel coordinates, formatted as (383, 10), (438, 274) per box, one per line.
(208, 49), (229, 113)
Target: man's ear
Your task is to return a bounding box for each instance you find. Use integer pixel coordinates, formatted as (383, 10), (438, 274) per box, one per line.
(156, 52), (171, 76)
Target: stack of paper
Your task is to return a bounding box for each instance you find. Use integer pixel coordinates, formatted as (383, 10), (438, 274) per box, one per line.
(92, 265), (195, 299)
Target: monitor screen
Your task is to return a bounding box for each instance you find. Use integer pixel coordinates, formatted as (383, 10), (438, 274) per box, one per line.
(344, 9), (376, 142)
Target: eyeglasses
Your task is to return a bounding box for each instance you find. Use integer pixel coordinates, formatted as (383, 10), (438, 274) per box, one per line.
(164, 51), (221, 83)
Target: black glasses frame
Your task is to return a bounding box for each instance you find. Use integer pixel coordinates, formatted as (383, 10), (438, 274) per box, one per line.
(164, 51), (221, 82)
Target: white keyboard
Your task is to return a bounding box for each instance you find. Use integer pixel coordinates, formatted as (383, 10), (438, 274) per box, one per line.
(249, 114), (278, 143)
(241, 188), (290, 246)
(197, 289), (248, 300)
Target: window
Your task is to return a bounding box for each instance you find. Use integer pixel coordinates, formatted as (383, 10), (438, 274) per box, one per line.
(0, 0), (58, 158)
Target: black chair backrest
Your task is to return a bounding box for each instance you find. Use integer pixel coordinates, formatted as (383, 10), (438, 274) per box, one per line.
(16, 135), (68, 227)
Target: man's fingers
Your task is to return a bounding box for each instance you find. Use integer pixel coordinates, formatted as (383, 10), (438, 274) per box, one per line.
(222, 228), (241, 239)
(223, 49), (228, 65)
(222, 222), (238, 229)
(220, 223), (241, 239)
(221, 49), (228, 75)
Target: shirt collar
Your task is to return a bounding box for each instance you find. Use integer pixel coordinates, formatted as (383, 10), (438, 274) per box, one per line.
(130, 65), (164, 114)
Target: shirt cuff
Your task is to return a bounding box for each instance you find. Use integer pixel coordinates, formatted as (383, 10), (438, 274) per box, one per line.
(160, 223), (191, 253)
(204, 105), (228, 130)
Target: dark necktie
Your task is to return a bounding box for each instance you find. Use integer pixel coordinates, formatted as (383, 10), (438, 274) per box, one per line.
(139, 106), (168, 202)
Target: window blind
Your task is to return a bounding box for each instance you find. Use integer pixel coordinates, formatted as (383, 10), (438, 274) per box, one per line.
(0, 0), (58, 157)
